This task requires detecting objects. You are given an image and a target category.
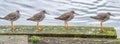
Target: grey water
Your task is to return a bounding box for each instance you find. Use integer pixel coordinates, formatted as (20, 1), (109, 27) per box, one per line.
(0, 0), (120, 38)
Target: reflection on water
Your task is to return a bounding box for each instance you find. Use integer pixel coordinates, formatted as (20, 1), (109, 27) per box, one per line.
(0, 0), (120, 38)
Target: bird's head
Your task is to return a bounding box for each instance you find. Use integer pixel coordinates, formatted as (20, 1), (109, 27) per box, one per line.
(16, 10), (20, 13)
(42, 10), (49, 15)
(70, 11), (79, 15)
(71, 11), (75, 13)
(107, 12), (114, 16)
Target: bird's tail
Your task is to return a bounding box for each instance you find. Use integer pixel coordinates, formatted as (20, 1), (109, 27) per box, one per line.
(27, 18), (32, 20)
(90, 16), (95, 18)
(27, 18), (30, 20)
(54, 17), (59, 19)
(0, 17), (4, 19)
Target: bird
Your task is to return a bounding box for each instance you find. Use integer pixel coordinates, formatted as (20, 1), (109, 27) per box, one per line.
(55, 11), (77, 29)
(0, 10), (20, 31)
(90, 12), (114, 32)
(27, 10), (49, 32)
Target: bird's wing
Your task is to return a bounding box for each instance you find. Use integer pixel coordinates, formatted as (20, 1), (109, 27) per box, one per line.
(4, 12), (17, 19)
(33, 13), (42, 20)
(97, 13), (107, 20)
(58, 13), (71, 20)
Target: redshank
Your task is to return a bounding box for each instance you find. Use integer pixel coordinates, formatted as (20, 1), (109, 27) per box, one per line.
(27, 10), (49, 32)
(55, 11), (77, 29)
(0, 10), (20, 31)
(90, 12), (114, 32)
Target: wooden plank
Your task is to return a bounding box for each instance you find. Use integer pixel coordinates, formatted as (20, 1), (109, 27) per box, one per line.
(0, 35), (28, 44)
(0, 26), (117, 38)
(0, 33), (116, 39)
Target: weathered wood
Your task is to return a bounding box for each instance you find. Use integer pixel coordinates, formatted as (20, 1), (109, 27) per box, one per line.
(0, 35), (28, 44)
(0, 33), (116, 39)
(0, 26), (117, 38)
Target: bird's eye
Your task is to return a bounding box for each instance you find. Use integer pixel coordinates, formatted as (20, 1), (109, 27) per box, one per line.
(17, 10), (20, 13)
(43, 10), (46, 13)
(71, 11), (75, 13)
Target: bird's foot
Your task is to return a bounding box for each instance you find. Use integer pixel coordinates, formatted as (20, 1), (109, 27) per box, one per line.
(64, 26), (66, 28)
(36, 28), (41, 32)
(99, 29), (105, 33)
(99, 31), (105, 33)
(11, 28), (16, 31)
(102, 30), (105, 32)
(100, 28), (105, 32)
(64, 27), (70, 30)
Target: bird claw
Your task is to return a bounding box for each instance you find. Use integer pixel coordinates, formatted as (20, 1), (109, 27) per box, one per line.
(64, 26), (69, 30)
(36, 28), (41, 32)
(64, 26), (66, 28)
(11, 28), (16, 31)
(102, 30), (105, 32)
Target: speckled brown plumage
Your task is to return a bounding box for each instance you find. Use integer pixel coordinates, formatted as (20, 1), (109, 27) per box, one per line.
(55, 11), (75, 21)
(27, 10), (48, 22)
(0, 10), (20, 31)
(27, 10), (49, 32)
(55, 11), (76, 29)
(0, 10), (20, 21)
(90, 12), (113, 32)
(90, 12), (112, 22)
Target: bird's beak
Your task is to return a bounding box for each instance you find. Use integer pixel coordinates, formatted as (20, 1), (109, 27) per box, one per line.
(46, 12), (50, 15)
(111, 15), (115, 17)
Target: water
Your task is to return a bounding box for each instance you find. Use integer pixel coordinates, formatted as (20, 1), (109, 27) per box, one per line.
(0, 0), (120, 38)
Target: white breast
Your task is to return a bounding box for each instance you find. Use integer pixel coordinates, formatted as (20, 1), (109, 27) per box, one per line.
(39, 14), (45, 22)
(102, 16), (110, 22)
(12, 14), (20, 21)
(66, 14), (74, 21)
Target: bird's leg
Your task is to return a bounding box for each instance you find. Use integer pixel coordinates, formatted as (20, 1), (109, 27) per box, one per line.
(66, 22), (69, 29)
(36, 22), (41, 32)
(64, 21), (66, 28)
(64, 21), (69, 29)
(100, 21), (105, 32)
(10, 21), (15, 30)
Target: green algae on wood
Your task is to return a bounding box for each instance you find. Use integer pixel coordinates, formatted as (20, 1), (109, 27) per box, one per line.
(31, 37), (120, 44)
(0, 26), (117, 38)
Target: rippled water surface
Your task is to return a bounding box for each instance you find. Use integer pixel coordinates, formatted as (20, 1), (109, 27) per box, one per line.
(0, 0), (120, 38)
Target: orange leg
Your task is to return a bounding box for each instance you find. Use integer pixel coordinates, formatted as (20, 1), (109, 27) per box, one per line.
(66, 22), (69, 29)
(64, 21), (69, 29)
(100, 21), (105, 32)
(64, 21), (66, 28)
(10, 21), (15, 30)
(36, 22), (41, 32)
